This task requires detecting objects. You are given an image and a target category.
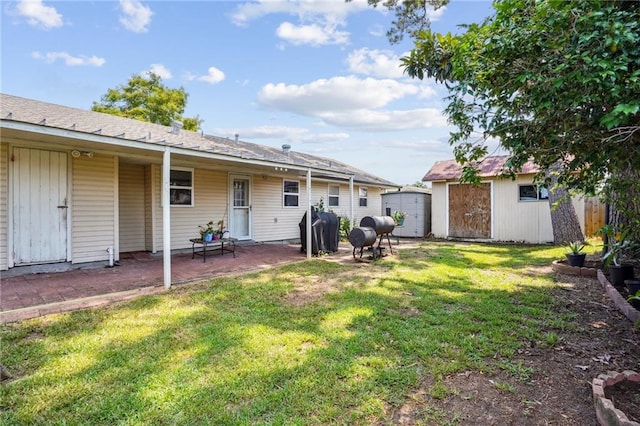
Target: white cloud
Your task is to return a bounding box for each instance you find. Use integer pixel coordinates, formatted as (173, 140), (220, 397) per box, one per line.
(230, 0), (369, 26)
(320, 108), (447, 131)
(16, 0), (63, 29)
(31, 51), (106, 67)
(212, 126), (349, 144)
(346, 48), (406, 79)
(119, 0), (153, 33)
(276, 21), (349, 46)
(258, 76), (418, 115)
(186, 67), (226, 84)
(147, 64), (172, 79)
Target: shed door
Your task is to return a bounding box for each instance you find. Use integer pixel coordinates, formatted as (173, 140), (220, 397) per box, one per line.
(448, 183), (491, 238)
(12, 148), (68, 265)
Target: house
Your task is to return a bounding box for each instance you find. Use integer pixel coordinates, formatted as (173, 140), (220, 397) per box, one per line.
(422, 156), (587, 244)
(0, 94), (399, 285)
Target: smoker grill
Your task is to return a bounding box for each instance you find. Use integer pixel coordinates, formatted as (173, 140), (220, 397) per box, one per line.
(348, 215), (395, 260)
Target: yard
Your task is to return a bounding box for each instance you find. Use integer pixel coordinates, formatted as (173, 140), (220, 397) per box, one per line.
(1, 241), (638, 425)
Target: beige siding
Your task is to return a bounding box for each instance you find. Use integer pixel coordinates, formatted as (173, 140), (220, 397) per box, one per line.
(151, 165), (229, 251)
(0, 143), (7, 270)
(119, 163), (146, 252)
(430, 183), (447, 238)
(72, 154), (117, 263)
(144, 165), (155, 251)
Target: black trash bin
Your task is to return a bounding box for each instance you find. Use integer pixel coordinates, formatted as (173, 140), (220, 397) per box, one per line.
(299, 208), (340, 254)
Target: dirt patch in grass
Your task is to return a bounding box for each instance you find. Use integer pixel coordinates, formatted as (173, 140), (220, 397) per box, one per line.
(390, 271), (640, 426)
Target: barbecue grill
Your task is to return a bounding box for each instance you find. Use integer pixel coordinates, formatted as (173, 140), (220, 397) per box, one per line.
(348, 215), (395, 260)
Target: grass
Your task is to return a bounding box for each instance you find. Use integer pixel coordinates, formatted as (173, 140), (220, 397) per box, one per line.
(1, 241), (572, 425)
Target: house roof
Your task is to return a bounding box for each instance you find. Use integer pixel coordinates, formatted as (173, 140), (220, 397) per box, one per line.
(422, 155), (539, 182)
(0, 93), (398, 188)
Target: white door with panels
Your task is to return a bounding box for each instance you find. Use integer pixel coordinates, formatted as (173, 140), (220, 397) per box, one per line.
(229, 175), (251, 240)
(12, 148), (68, 265)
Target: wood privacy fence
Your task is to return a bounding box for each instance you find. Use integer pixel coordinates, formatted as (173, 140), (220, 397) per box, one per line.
(584, 197), (606, 237)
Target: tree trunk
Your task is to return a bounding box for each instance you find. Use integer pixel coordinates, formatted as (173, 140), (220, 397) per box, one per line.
(546, 162), (584, 245)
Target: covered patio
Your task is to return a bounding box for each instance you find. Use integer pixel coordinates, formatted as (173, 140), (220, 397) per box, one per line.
(1, 241), (357, 324)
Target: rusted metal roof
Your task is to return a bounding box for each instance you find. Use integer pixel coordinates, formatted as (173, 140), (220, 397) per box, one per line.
(1, 93), (398, 188)
(422, 155), (539, 182)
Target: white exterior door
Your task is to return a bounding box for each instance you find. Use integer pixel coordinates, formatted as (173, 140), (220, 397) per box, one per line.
(229, 175), (251, 240)
(12, 148), (68, 265)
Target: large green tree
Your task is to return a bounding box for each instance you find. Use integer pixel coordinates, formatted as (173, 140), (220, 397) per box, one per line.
(92, 72), (202, 131)
(373, 0), (640, 243)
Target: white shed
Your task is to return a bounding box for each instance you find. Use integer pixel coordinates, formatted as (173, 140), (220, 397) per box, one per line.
(382, 187), (432, 238)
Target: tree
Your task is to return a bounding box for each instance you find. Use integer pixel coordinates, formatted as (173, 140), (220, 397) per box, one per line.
(92, 72), (202, 131)
(371, 0), (639, 244)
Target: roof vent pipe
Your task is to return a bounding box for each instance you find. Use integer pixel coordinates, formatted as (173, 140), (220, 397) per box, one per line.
(170, 120), (183, 135)
(282, 144), (291, 155)
(235, 133), (239, 142)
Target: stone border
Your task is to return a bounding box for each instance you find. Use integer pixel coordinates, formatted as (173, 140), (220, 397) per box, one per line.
(551, 259), (598, 277)
(596, 270), (640, 325)
(592, 370), (640, 426)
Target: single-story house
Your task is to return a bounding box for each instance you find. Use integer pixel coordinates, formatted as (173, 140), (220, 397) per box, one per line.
(0, 93), (399, 286)
(422, 156), (587, 243)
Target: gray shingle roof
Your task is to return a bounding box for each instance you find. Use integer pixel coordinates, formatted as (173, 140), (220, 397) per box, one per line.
(1, 93), (398, 187)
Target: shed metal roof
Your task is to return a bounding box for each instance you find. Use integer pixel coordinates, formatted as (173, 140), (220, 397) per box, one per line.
(422, 155), (539, 182)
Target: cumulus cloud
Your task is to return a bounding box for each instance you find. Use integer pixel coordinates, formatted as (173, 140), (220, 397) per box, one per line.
(276, 21), (349, 46)
(119, 0), (153, 33)
(31, 51), (106, 67)
(230, 0), (369, 26)
(15, 0), (63, 29)
(147, 64), (172, 79)
(186, 67), (226, 84)
(346, 48), (406, 79)
(258, 76), (418, 115)
(320, 108), (447, 131)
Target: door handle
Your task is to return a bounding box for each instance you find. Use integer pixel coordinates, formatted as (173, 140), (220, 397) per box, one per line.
(57, 205), (68, 209)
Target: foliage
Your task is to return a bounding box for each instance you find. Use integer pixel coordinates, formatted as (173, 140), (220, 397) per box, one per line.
(567, 241), (587, 255)
(339, 216), (351, 241)
(314, 197), (325, 213)
(198, 221), (215, 237)
(348, 0), (448, 44)
(398, 0), (640, 241)
(92, 72), (202, 131)
(597, 224), (635, 266)
(0, 242), (574, 424)
(391, 210), (407, 224)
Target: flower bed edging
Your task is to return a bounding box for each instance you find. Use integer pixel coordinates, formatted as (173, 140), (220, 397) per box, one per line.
(551, 260), (598, 277)
(597, 270), (640, 325)
(592, 370), (640, 426)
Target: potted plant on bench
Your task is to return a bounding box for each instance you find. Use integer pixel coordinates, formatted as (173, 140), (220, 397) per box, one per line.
(199, 221), (215, 243)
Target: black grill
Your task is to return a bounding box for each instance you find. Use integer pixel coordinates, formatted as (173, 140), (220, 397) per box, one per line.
(348, 215), (395, 260)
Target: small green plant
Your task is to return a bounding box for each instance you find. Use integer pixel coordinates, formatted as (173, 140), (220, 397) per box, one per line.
(339, 217), (351, 241)
(597, 225), (634, 267)
(314, 197), (325, 212)
(391, 210), (406, 225)
(198, 221), (215, 237)
(567, 241), (587, 255)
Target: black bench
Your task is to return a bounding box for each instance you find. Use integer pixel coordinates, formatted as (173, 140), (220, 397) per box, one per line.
(189, 238), (236, 262)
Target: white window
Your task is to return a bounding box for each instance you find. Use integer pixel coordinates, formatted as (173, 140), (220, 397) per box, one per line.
(328, 184), (340, 207)
(518, 184), (549, 202)
(170, 168), (193, 206)
(359, 187), (368, 207)
(283, 180), (300, 207)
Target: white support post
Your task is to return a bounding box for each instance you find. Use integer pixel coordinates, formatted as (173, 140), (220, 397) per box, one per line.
(306, 168), (312, 259)
(162, 148), (172, 289)
(349, 176), (354, 231)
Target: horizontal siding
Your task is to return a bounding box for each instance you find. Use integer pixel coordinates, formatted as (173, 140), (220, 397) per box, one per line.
(0, 143), (7, 270)
(72, 154), (116, 263)
(152, 165), (229, 250)
(119, 163), (145, 252)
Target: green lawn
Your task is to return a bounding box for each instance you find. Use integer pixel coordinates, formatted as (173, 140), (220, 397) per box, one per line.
(1, 242), (582, 424)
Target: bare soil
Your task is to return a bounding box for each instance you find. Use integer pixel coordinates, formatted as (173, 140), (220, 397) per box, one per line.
(390, 263), (640, 425)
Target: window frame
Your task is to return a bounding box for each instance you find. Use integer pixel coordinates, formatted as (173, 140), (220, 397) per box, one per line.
(328, 184), (340, 207)
(358, 186), (368, 207)
(518, 184), (549, 202)
(283, 179), (300, 208)
(169, 167), (194, 207)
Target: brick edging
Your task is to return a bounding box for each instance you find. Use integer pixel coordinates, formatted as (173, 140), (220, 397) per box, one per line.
(596, 270), (640, 325)
(551, 260), (598, 277)
(592, 370), (640, 426)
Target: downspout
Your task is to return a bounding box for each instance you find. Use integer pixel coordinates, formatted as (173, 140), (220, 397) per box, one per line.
(306, 168), (312, 259)
(349, 176), (354, 232)
(162, 148), (172, 289)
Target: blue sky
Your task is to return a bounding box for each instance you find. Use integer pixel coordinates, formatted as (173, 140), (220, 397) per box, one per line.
(1, 0), (495, 185)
